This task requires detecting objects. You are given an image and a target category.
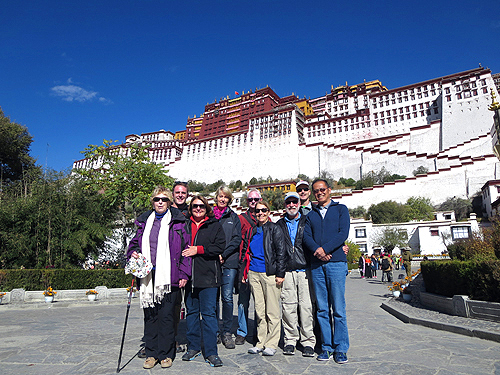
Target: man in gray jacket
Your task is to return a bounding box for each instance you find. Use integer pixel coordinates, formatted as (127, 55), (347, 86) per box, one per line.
(276, 192), (316, 357)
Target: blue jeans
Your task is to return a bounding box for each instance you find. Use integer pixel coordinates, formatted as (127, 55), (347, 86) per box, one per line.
(237, 282), (250, 338)
(221, 267), (238, 334)
(186, 287), (218, 357)
(310, 261), (349, 353)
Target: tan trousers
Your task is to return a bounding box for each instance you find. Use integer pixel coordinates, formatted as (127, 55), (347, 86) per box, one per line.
(281, 270), (316, 347)
(248, 270), (282, 350)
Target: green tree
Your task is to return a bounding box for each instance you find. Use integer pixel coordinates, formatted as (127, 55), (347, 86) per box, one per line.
(262, 189), (284, 211)
(413, 165), (429, 176)
(349, 206), (366, 218)
(368, 201), (409, 224)
(405, 196), (434, 221)
(0, 172), (115, 268)
(345, 240), (361, 265)
(74, 140), (174, 252)
(372, 227), (408, 253)
(0, 108), (38, 186)
(338, 177), (356, 187)
(435, 197), (472, 221)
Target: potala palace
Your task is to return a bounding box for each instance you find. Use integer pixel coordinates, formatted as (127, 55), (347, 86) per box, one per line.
(74, 67), (500, 209)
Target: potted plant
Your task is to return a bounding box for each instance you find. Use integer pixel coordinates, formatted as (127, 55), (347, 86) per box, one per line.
(402, 287), (412, 302)
(43, 287), (57, 303)
(86, 290), (98, 301)
(0, 292), (6, 304)
(126, 286), (137, 298)
(388, 282), (402, 298)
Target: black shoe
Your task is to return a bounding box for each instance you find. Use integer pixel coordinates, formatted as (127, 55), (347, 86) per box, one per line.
(221, 332), (235, 349)
(302, 346), (315, 357)
(182, 349), (201, 361)
(283, 345), (295, 355)
(235, 335), (246, 345)
(206, 355), (223, 367)
(138, 347), (146, 359)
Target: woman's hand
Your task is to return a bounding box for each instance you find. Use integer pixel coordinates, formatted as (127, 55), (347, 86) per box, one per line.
(219, 255), (224, 264)
(182, 246), (198, 257)
(179, 279), (187, 288)
(131, 251), (139, 259)
(275, 277), (284, 286)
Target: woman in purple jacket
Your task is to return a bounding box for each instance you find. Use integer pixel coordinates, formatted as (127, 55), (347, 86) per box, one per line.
(127, 186), (191, 369)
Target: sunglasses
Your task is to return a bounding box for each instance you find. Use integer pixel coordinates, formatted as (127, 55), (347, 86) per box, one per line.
(285, 199), (299, 205)
(153, 197), (169, 202)
(296, 187), (309, 193)
(192, 204), (206, 209)
(247, 197), (261, 202)
(255, 208), (269, 213)
(313, 187), (328, 194)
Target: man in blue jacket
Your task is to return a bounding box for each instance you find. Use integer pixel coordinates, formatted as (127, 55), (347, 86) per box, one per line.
(303, 179), (350, 364)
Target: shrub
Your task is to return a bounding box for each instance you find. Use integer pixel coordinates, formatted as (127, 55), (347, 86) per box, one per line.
(447, 233), (496, 261)
(421, 260), (500, 302)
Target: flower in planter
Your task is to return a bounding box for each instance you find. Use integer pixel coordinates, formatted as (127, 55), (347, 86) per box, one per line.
(43, 287), (57, 297)
(402, 287), (412, 294)
(126, 286), (137, 293)
(86, 290), (99, 295)
(388, 281), (402, 292)
(0, 292), (6, 298)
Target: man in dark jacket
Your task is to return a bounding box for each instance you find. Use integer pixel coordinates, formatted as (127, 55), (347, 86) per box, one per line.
(276, 192), (316, 357)
(303, 179), (350, 364)
(235, 188), (261, 345)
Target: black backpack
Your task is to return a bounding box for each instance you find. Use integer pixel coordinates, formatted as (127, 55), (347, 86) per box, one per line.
(381, 258), (390, 271)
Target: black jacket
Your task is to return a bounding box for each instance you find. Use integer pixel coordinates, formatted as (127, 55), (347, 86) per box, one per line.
(241, 221), (286, 279)
(276, 214), (308, 272)
(219, 208), (242, 269)
(190, 216), (226, 289)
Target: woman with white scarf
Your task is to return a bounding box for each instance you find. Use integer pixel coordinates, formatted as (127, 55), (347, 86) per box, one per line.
(127, 186), (191, 369)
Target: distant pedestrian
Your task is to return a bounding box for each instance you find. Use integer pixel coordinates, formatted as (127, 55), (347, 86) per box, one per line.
(371, 254), (378, 279)
(380, 253), (393, 282)
(402, 248), (413, 278)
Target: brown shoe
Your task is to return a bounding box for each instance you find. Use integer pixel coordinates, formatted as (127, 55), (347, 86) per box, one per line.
(161, 358), (173, 368)
(143, 357), (157, 369)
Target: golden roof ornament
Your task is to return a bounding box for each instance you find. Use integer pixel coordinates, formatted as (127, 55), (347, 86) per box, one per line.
(489, 88), (500, 111)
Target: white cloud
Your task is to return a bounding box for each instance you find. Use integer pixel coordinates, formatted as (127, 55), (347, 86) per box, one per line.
(50, 81), (112, 104)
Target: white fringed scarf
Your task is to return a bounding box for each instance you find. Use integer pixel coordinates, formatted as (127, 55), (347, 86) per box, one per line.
(139, 210), (172, 308)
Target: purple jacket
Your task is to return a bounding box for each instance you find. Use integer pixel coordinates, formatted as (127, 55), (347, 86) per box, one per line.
(127, 209), (192, 287)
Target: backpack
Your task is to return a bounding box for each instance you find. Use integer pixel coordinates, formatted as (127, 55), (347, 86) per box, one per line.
(381, 258), (390, 271)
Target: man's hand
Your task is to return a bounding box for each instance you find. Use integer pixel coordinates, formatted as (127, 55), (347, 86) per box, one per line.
(179, 279), (187, 288)
(275, 277), (284, 286)
(343, 245), (349, 255)
(314, 247), (332, 262)
(219, 255), (224, 264)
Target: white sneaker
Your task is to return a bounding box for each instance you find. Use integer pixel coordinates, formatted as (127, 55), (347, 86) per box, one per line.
(248, 346), (262, 354)
(262, 348), (277, 356)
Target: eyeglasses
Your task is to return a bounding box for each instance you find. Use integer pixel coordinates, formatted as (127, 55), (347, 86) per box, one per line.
(153, 197), (169, 202)
(296, 187), (309, 193)
(255, 208), (269, 213)
(313, 187), (328, 194)
(285, 199), (299, 205)
(247, 197), (261, 202)
(192, 204), (206, 210)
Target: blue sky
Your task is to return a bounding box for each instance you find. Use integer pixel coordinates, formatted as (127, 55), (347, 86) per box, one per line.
(2, 0), (500, 172)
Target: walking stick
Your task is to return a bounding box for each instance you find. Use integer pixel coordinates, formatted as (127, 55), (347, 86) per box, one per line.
(117, 278), (135, 373)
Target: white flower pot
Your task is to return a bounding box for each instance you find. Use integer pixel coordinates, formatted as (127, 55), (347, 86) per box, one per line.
(127, 292), (135, 298)
(45, 296), (54, 303)
(392, 291), (401, 298)
(88, 294), (97, 301)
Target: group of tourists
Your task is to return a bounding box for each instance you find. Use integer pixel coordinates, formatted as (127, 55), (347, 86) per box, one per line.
(126, 179), (351, 369)
(359, 249), (413, 283)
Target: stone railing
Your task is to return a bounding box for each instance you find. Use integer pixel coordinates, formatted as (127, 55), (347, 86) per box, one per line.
(420, 291), (500, 323)
(0, 286), (132, 305)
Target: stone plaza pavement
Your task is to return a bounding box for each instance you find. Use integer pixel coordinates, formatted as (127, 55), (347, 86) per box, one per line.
(1, 270), (499, 375)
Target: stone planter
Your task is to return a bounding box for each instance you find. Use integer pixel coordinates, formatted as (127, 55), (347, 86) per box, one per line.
(44, 296), (54, 303)
(87, 294), (97, 301)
